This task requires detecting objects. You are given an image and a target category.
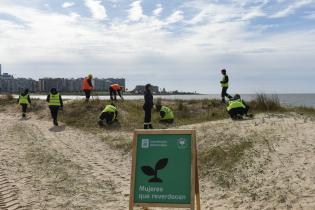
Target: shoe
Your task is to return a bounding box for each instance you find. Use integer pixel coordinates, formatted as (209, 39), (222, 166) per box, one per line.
(149, 124), (153, 129)
(53, 120), (59, 126)
(22, 113), (26, 118)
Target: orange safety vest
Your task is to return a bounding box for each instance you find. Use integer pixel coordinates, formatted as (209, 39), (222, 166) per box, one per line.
(110, 84), (121, 91)
(82, 78), (92, 90)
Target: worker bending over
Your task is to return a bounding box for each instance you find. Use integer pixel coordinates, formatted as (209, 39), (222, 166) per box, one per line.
(98, 104), (118, 126)
(227, 94), (250, 120)
(47, 88), (63, 126)
(18, 88), (31, 118)
(220, 69), (232, 103)
(156, 105), (174, 124)
(109, 83), (124, 101)
(82, 74), (93, 102)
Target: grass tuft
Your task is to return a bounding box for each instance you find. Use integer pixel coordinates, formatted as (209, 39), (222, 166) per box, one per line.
(250, 94), (282, 112)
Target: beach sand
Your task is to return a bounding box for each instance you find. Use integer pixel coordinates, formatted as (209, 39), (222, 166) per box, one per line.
(0, 111), (314, 209)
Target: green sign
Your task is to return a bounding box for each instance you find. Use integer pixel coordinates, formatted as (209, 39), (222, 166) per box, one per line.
(129, 130), (198, 209)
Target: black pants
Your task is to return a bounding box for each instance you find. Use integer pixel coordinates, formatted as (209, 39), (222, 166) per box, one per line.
(49, 106), (60, 122)
(228, 107), (249, 119)
(84, 90), (91, 100)
(221, 87), (232, 103)
(143, 106), (152, 129)
(99, 112), (117, 124)
(109, 88), (122, 101)
(21, 104), (27, 117)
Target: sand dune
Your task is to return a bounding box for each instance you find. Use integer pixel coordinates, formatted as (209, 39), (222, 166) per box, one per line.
(0, 112), (314, 209)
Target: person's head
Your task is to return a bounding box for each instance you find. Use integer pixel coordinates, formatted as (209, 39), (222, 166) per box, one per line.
(155, 104), (162, 112)
(221, 69), (227, 75)
(145, 84), (152, 92)
(50, 88), (57, 94)
(110, 103), (116, 107)
(24, 88), (29, 94)
(88, 74), (93, 79)
(234, 94), (241, 100)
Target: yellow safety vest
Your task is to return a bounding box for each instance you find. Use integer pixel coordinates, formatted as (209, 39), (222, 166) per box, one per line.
(102, 105), (117, 121)
(227, 99), (246, 111)
(19, 94), (29, 105)
(48, 93), (61, 106)
(161, 106), (174, 120)
(221, 75), (229, 88)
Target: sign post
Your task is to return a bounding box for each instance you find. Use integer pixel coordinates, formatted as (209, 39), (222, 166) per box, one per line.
(129, 129), (200, 210)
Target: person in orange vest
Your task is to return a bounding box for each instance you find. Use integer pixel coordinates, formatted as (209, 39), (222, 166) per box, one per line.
(82, 74), (93, 102)
(109, 83), (124, 101)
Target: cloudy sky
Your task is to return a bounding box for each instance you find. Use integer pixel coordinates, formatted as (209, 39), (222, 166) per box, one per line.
(0, 0), (314, 93)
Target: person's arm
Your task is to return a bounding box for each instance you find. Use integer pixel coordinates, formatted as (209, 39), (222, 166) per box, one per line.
(46, 95), (50, 102)
(160, 110), (165, 118)
(28, 95), (31, 104)
(59, 95), (63, 107)
(88, 79), (93, 88)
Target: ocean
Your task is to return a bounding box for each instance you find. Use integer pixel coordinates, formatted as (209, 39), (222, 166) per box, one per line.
(12, 93), (315, 108)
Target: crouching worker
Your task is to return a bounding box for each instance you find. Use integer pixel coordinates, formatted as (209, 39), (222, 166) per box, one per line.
(156, 105), (174, 124)
(47, 88), (63, 126)
(98, 104), (118, 126)
(18, 88), (31, 118)
(227, 94), (250, 120)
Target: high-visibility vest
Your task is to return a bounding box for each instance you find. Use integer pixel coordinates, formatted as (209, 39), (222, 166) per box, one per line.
(82, 78), (92, 90)
(110, 84), (121, 91)
(48, 93), (61, 106)
(161, 106), (174, 120)
(227, 99), (246, 111)
(19, 94), (29, 105)
(102, 105), (117, 121)
(221, 75), (229, 88)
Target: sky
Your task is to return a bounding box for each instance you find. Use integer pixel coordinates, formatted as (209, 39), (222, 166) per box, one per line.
(0, 0), (315, 93)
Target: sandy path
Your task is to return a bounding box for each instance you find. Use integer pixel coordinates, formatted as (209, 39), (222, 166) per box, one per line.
(1, 112), (315, 210)
(0, 113), (131, 209)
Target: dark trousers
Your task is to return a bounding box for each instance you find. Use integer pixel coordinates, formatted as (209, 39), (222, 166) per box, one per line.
(228, 107), (249, 119)
(109, 88), (122, 101)
(99, 112), (117, 124)
(143, 107), (153, 129)
(221, 87), (232, 103)
(49, 106), (59, 123)
(84, 90), (91, 100)
(21, 104), (27, 116)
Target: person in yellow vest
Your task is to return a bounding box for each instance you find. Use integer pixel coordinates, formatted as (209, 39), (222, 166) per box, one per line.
(227, 94), (250, 120)
(98, 103), (118, 126)
(156, 105), (174, 124)
(46, 88), (63, 126)
(220, 69), (232, 103)
(17, 88), (31, 118)
(82, 74), (93, 102)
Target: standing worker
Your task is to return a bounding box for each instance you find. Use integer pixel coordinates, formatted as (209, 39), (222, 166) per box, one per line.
(46, 88), (63, 126)
(82, 74), (93, 102)
(17, 88), (31, 118)
(220, 69), (232, 103)
(227, 94), (250, 120)
(109, 83), (124, 101)
(143, 84), (153, 129)
(156, 104), (174, 124)
(98, 103), (118, 126)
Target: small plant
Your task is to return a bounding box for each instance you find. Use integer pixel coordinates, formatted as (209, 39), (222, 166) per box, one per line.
(141, 158), (168, 183)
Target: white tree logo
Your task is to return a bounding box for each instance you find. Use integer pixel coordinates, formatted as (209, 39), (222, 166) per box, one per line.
(177, 138), (187, 149)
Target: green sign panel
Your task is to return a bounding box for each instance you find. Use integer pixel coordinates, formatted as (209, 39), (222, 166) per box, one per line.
(133, 133), (192, 204)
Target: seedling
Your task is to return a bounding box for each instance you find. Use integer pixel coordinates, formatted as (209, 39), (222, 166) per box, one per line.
(141, 158), (168, 183)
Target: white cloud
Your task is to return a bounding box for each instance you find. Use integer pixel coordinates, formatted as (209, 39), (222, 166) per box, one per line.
(62, 2), (75, 8)
(84, 0), (107, 20)
(128, 1), (144, 21)
(271, 0), (314, 18)
(153, 4), (163, 16)
(165, 11), (184, 24)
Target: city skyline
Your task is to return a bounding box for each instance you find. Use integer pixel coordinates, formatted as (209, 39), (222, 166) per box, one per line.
(0, 0), (315, 94)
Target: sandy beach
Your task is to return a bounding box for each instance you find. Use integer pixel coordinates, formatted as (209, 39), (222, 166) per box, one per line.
(0, 108), (315, 210)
